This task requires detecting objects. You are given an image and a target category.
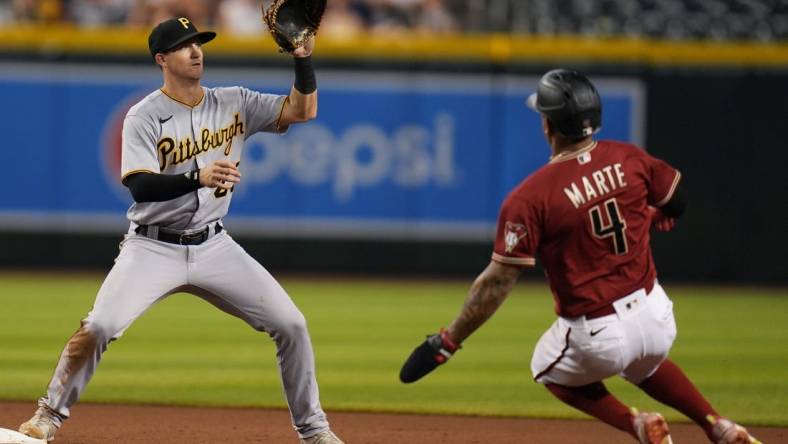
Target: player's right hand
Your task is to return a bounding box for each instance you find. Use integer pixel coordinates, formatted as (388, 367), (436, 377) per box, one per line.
(399, 329), (460, 383)
(200, 160), (241, 190)
(648, 206), (676, 232)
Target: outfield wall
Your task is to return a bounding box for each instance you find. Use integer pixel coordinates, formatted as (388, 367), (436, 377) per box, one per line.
(0, 64), (643, 240)
(0, 31), (785, 283)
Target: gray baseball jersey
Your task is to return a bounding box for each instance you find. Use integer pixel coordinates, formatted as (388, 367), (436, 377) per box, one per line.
(120, 86), (286, 229)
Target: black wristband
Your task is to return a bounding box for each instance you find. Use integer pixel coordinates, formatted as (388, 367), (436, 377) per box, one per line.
(293, 55), (316, 94)
(185, 169), (202, 187)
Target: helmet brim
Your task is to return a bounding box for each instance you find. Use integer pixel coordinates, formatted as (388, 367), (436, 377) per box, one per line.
(526, 93), (539, 112)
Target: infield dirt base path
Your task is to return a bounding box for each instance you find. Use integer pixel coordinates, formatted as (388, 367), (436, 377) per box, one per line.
(1, 401), (784, 443)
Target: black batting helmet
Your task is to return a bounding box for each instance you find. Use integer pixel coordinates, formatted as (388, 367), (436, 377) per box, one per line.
(526, 69), (602, 139)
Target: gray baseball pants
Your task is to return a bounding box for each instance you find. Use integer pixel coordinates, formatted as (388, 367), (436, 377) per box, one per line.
(37, 230), (329, 438)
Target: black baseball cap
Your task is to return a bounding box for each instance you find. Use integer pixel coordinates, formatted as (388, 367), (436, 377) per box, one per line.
(148, 17), (216, 57)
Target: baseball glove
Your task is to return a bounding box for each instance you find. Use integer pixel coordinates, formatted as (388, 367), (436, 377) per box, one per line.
(399, 329), (461, 383)
(263, 0), (326, 53)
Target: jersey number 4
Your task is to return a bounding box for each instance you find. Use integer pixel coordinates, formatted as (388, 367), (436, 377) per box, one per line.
(588, 198), (628, 255)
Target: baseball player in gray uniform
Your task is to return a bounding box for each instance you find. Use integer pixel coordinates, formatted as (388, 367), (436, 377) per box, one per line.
(19, 17), (344, 444)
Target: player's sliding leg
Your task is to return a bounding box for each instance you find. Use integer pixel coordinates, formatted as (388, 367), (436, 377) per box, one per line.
(545, 382), (670, 443)
(531, 312), (671, 443)
(637, 359), (760, 443)
(20, 239), (187, 441)
(637, 359), (717, 436)
(545, 382), (633, 433)
(188, 234), (335, 442)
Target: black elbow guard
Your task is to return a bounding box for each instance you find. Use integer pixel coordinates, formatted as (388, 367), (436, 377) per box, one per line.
(124, 173), (150, 202)
(660, 183), (688, 218)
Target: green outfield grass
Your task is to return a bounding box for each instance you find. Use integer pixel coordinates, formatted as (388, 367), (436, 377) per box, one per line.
(0, 273), (786, 426)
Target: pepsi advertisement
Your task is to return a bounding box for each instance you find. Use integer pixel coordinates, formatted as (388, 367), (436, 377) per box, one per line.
(0, 63), (644, 240)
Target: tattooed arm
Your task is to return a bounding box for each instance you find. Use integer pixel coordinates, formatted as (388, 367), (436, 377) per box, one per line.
(446, 260), (523, 343)
(398, 260), (523, 383)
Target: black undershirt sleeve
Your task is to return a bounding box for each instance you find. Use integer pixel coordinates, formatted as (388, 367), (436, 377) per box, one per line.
(124, 171), (201, 203)
(659, 182), (688, 218)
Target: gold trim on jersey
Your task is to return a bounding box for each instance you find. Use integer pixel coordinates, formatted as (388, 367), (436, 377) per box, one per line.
(655, 170), (682, 207)
(549, 140), (598, 164)
(120, 169), (155, 183)
(159, 87), (205, 108)
(275, 96), (289, 134)
(491, 252), (536, 267)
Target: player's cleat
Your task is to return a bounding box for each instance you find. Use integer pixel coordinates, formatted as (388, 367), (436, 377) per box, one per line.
(18, 407), (62, 442)
(708, 416), (762, 444)
(632, 408), (673, 444)
(299, 429), (345, 444)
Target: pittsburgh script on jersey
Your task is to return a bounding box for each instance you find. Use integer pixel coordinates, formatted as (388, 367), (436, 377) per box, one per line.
(563, 163), (627, 208)
(156, 113), (245, 170)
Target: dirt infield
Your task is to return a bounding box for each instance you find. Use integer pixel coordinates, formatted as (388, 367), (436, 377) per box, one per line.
(0, 401), (784, 443)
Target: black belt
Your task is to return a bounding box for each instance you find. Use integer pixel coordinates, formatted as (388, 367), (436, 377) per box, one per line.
(135, 223), (223, 245)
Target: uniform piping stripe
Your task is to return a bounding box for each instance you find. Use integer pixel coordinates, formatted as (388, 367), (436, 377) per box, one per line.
(534, 327), (572, 382)
(655, 170), (682, 207)
(491, 252), (536, 267)
(275, 95), (289, 133)
(548, 141), (598, 164)
(120, 169), (155, 182)
(159, 88), (205, 108)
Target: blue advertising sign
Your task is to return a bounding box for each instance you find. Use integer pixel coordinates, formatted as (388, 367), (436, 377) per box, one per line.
(0, 63), (644, 240)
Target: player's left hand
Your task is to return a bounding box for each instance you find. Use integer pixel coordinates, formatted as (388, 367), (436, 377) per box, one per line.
(399, 329), (460, 383)
(292, 36), (314, 58)
(648, 206), (676, 232)
(200, 159), (241, 189)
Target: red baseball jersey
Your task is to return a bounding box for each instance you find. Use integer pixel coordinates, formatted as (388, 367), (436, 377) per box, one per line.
(492, 140), (681, 318)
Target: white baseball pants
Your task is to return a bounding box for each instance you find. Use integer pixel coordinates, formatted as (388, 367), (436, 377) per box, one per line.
(531, 282), (677, 386)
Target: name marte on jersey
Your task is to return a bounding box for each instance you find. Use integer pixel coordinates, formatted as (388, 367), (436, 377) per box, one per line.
(156, 113), (245, 170)
(563, 163), (627, 208)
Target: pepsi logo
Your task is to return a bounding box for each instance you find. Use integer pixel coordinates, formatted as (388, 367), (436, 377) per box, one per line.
(100, 93), (146, 202)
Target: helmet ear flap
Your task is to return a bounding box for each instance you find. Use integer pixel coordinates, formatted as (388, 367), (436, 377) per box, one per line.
(542, 115), (555, 136)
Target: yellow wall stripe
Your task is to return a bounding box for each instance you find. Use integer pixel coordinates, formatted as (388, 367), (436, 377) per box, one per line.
(1, 25), (786, 68)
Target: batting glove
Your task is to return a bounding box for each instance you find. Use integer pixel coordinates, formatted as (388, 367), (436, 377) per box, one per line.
(399, 328), (461, 383)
